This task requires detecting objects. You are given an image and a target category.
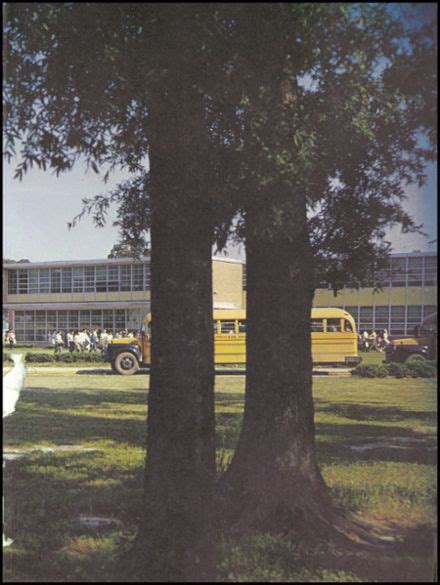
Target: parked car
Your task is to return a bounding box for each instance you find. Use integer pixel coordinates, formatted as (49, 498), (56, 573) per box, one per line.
(385, 312), (437, 364)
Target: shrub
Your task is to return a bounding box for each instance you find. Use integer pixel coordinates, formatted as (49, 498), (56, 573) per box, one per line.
(386, 363), (409, 378)
(351, 364), (388, 378)
(25, 352), (55, 363)
(2, 343), (34, 349)
(54, 352), (105, 363)
(56, 352), (76, 363)
(352, 360), (437, 378)
(405, 361), (437, 378)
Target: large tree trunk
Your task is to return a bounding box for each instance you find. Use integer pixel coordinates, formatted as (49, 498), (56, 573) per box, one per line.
(127, 69), (218, 581)
(218, 193), (349, 540)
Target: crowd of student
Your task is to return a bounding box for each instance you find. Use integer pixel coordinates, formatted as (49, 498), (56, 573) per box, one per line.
(3, 325), (391, 354)
(47, 328), (139, 354)
(358, 329), (390, 352)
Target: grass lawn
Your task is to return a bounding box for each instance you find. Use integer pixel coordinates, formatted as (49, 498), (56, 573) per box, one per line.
(3, 372), (437, 582)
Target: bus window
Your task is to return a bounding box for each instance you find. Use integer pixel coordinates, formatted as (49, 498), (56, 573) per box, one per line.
(311, 319), (324, 332)
(220, 321), (236, 334)
(326, 319), (342, 332)
(343, 320), (353, 332)
(213, 321), (218, 334)
(238, 320), (246, 333)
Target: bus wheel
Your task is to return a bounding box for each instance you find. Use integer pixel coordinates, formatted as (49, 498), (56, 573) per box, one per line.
(114, 352), (139, 375)
(405, 353), (426, 364)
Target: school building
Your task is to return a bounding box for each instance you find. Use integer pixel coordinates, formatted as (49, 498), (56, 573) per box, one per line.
(2, 251), (437, 344)
(2, 256), (244, 344)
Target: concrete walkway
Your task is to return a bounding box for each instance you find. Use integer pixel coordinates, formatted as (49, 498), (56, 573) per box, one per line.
(3, 366), (353, 376)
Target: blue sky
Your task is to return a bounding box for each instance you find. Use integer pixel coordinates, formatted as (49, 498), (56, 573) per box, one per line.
(3, 156), (436, 262)
(3, 2), (437, 263)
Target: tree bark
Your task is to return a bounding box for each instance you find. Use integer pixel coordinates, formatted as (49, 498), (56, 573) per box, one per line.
(218, 192), (336, 538)
(127, 73), (218, 581)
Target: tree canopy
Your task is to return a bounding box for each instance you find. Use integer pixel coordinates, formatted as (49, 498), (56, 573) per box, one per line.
(6, 4), (435, 287)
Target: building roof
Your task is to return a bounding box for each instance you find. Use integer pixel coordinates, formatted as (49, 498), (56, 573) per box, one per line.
(3, 301), (149, 310)
(3, 255), (245, 270)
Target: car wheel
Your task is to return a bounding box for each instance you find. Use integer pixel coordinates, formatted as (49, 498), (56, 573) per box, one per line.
(405, 353), (426, 364)
(114, 352), (139, 375)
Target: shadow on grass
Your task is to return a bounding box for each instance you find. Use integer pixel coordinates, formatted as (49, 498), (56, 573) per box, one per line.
(315, 419), (436, 465)
(316, 402), (437, 425)
(19, 387), (148, 408)
(4, 408), (148, 447)
(219, 522), (436, 583)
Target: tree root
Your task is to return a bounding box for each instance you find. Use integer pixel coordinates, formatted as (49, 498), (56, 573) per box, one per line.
(217, 488), (401, 556)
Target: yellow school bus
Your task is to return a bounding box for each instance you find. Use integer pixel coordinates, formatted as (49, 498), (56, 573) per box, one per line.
(105, 308), (360, 375)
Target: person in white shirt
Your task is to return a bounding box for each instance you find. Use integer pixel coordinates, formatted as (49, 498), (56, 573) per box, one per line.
(100, 330), (110, 352)
(362, 330), (369, 352)
(82, 330), (91, 352)
(55, 331), (64, 354)
(378, 329), (390, 350)
(73, 331), (82, 352)
(67, 331), (74, 352)
(368, 330), (381, 352)
(5, 330), (16, 349)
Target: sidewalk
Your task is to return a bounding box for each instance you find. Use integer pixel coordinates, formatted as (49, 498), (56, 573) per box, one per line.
(3, 366), (353, 376)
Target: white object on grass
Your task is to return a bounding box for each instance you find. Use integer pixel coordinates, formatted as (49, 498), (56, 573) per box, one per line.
(3, 353), (26, 418)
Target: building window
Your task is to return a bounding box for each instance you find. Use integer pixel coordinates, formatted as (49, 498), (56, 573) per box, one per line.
(407, 257), (423, 286)
(57, 310), (68, 330)
(374, 305), (389, 330)
(46, 310), (57, 330)
(390, 257), (407, 287)
(69, 310), (79, 330)
(51, 268), (61, 293)
(39, 269), (50, 293)
(73, 267), (84, 293)
(84, 266), (95, 292)
(91, 310), (103, 329)
(28, 269), (39, 294)
(423, 305), (437, 319)
(62, 268), (72, 293)
(424, 257), (437, 286)
(18, 270), (28, 294)
(108, 266), (120, 292)
(79, 310), (91, 329)
(95, 266), (107, 292)
(12, 309), (130, 342)
(6, 262), (152, 296)
(115, 309), (126, 329)
(8, 271), (17, 294)
(144, 264), (151, 290)
(359, 307), (373, 333)
(132, 264), (144, 291)
(390, 305), (405, 335)
(120, 265), (131, 291)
